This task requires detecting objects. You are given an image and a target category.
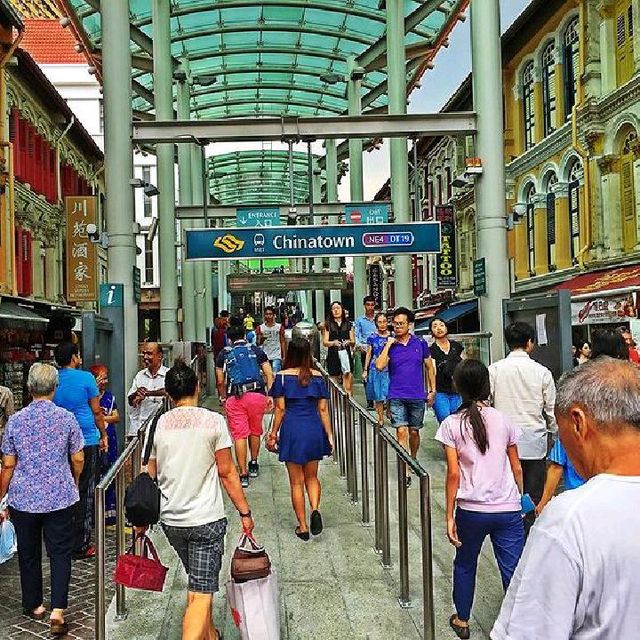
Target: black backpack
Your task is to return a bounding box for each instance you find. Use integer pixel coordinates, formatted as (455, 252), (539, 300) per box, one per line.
(124, 413), (161, 527)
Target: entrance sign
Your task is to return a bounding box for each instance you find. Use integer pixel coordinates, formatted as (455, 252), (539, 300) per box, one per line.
(65, 196), (98, 302)
(345, 203), (389, 224)
(236, 206), (281, 227)
(228, 272), (345, 293)
(186, 222), (441, 261)
(435, 205), (457, 288)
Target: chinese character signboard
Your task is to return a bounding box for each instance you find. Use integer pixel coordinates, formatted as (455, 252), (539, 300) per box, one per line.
(473, 258), (487, 296)
(236, 206), (281, 227)
(368, 263), (383, 308)
(435, 205), (457, 289)
(65, 196), (97, 302)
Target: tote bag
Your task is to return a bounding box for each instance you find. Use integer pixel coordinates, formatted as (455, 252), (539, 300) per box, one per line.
(0, 518), (17, 565)
(113, 534), (168, 592)
(338, 349), (351, 374)
(226, 572), (280, 640)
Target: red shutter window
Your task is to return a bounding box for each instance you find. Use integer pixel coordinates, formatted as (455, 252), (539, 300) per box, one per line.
(14, 226), (23, 294)
(9, 109), (20, 178)
(50, 148), (56, 201)
(14, 227), (33, 297)
(34, 134), (42, 194)
(26, 124), (35, 187)
(17, 117), (27, 181)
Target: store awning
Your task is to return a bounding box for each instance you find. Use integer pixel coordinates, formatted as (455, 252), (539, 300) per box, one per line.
(556, 265), (640, 297)
(437, 299), (478, 323)
(0, 300), (49, 324)
(414, 304), (442, 332)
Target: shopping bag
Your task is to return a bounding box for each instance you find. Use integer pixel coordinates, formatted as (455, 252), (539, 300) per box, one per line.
(113, 533), (168, 592)
(338, 349), (351, 374)
(0, 518), (17, 564)
(226, 572), (280, 640)
(231, 532), (271, 582)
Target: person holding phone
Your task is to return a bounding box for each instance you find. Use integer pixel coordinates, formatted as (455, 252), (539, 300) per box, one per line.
(435, 359), (524, 640)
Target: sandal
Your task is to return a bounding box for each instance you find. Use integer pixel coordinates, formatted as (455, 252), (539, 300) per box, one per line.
(295, 526), (310, 541)
(449, 614), (470, 639)
(50, 619), (69, 636)
(23, 607), (46, 621)
(310, 510), (323, 536)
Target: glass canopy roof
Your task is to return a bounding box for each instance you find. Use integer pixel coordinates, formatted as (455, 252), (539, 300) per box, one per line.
(209, 149), (318, 206)
(65, 0), (467, 120)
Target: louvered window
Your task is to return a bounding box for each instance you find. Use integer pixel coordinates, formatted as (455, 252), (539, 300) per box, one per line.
(563, 18), (579, 118)
(522, 62), (536, 150)
(542, 42), (556, 136)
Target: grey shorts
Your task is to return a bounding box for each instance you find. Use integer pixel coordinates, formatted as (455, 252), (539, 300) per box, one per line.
(162, 518), (227, 593)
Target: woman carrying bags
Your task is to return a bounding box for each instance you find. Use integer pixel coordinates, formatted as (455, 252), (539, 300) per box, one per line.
(435, 359), (524, 640)
(362, 312), (391, 425)
(267, 338), (334, 540)
(322, 301), (355, 395)
(142, 361), (254, 640)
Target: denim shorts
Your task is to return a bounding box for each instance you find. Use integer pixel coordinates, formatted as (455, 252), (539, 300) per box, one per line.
(162, 518), (227, 593)
(389, 399), (426, 429)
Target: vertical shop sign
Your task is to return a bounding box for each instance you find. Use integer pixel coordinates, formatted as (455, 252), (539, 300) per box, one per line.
(65, 196), (98, 302)
(368, 263), (383, 309)
(435, 205), (457, 288)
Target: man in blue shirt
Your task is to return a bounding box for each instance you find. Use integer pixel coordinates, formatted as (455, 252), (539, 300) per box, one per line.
(535, 437), (585, 515)
(53, 342), (106, 559)
(354, 295), (377, 408)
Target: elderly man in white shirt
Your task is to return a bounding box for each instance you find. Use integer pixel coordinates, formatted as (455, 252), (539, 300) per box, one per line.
(489, 322), (556, 535)
(492, 357), (640, 640)
(127, 342), (168, 437)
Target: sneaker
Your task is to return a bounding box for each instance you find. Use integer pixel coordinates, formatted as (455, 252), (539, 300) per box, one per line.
(240, 474), (250, 488)
(248, 460), (260, 478)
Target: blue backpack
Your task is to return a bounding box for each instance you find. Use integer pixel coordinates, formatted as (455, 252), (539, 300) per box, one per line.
(223, 344), (261, 387)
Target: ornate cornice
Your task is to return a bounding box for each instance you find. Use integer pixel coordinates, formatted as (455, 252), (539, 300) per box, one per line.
(14, 181), (64, 247)
(597, 154), (619, 175)
(506, 122), (572, 179)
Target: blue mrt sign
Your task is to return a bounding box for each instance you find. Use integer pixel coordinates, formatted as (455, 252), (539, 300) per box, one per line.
(236, 206), (281, 227)
(186, 222), (440, 261)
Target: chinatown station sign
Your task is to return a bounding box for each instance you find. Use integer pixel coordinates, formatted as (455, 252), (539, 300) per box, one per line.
(186, 222), (441, 261)
(571, 294), (637, 325)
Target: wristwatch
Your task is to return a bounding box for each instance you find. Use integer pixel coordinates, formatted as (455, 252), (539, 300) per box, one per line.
(239, 510), (252, 518)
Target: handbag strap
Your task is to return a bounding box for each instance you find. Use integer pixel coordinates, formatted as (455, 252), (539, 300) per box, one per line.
(142, 411), (161, 466)
(127, 533), (161, 562)
(237, 531), (264, 553)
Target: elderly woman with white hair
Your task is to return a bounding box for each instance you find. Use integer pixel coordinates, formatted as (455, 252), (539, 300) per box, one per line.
(0, 363), (85, 636)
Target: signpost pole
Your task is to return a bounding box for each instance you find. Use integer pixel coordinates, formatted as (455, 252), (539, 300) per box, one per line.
(325, 139), (342, 303)
(191, 145), (207, 340)
(386, 0), (413, 309)
(348, 57), (367, 315)
(152, 0), (179, 342)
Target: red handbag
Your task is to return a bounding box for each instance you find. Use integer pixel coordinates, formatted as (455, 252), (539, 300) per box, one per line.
(114, 534), (168, 592)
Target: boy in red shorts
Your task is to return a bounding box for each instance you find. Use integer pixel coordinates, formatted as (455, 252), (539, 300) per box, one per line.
(215, 322), (273, 487)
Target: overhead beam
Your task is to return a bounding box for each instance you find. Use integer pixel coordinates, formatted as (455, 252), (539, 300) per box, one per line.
(132, 112), (477, 143)
(176, 202), (381, 220)
(94, 50), (155, 73)
(366, 40), (434, 72)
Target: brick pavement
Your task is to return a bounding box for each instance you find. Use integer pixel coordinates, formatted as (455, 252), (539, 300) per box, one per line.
(0, 529), (117, 639)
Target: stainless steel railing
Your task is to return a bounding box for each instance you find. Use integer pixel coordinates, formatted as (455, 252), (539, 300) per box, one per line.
(320, 363), (435, 640)
(94, 402), (167, 640)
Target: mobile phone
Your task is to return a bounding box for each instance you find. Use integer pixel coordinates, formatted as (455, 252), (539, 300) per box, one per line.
(521, 493), (535, 514)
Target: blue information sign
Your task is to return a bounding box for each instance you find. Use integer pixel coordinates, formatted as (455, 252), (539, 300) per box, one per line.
(345, 203), (389, 224)
(186, 222), (440, 261)
(99, 283), (124, 308)
(236, 206), (281, 227)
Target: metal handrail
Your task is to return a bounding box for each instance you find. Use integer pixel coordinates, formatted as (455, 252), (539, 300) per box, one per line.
(94, 402), (167, 640)
(316, 361), (435, 640)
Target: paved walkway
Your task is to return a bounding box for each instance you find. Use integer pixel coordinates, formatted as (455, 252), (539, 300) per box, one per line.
(108, 392), (506, 640)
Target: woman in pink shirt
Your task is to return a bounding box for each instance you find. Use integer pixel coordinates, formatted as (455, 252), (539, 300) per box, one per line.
(435, 359), (524, 639)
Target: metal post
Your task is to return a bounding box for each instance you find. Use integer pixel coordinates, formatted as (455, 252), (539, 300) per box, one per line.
(386, 0), (413, 307)
(347, 58), (367, 311)
(312, 163), (325, 322)
(153, 0), (179, 342)
(338, 393), (346, 477)
(420, 475), (436, 640)
(412, 140), (420, 221)
(191, 146), (207, 342)
(350, 405), (358, 503)
(201, 146), (214, 334)
(177, 66), (196, 341)
(374, 423), (382, 552)
(344, 399), (353, 494)
(471, 0), (510, 362)
(397, 457), (411, 607)
(360, 413), (371, 525)
(331, 387), (338, 464)
(95, 487), (106, 640)
(380, 437), (391, 568)
(115, 469), (127, 619)
(101, 0), (137, 427)
(325, 139), (342, 302)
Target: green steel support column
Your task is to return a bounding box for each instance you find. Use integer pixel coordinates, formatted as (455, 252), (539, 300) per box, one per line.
(347, 58), (367, 311)
(325, 139), (342, 303)
(101, 0), (137, 421)
(471, 0), (509, 361)
(202, 148), (214, 338)
(177, 69), (196, 341)
(191, 145), (207, 341)
(312, 164), (325, 322)
(386, 0), (413, 308)
(152, 0), (178, 341)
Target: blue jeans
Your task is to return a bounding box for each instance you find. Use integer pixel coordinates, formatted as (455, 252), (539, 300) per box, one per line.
(433, 392), (462, 424)
(269, 358), (282, 374)
(389, 399), (425, 429)
(453, 508), (524, 621)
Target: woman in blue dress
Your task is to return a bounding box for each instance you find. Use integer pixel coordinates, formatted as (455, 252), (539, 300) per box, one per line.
(363, 312), (391, 425)
(266, 337), (334, 541)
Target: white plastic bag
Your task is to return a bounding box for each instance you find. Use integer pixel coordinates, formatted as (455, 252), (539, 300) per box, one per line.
(338, 349), (351, 374)
(0, 518), (17, 564)
(226, 571), (280, 640)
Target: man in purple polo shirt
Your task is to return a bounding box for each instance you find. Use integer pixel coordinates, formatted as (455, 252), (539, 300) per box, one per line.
(376, 307), (436, 486)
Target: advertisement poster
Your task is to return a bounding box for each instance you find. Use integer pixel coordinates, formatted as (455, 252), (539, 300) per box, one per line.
(65, 196), (98, 302)
(435, 205), (456, 289)
(571, 294), (637, 325)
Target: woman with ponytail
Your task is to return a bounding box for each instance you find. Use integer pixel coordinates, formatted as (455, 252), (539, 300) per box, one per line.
(435, 359), (524, 639)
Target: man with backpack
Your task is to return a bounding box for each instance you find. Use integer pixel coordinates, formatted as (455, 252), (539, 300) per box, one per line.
(215, 323), (274, 488)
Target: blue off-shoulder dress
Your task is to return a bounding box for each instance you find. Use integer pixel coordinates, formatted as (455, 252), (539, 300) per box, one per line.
(270, 374), (332, 465)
